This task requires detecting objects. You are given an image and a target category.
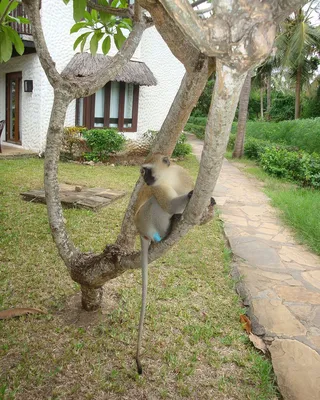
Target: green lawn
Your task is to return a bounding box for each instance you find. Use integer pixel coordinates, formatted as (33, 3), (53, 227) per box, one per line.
(0, 157), (278, 400)
(227, 154), (320, 256)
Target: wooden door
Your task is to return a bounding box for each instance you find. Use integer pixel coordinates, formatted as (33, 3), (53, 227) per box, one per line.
(6, 72), (22, 144)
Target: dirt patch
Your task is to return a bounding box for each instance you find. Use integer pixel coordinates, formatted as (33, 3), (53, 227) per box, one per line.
(58, 285), (122, 328)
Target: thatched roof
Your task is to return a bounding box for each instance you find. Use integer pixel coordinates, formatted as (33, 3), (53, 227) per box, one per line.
(62, 53), (157, 86)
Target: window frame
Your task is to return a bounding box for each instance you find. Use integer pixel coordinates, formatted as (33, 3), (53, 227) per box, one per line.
(76, 82), (139, 132)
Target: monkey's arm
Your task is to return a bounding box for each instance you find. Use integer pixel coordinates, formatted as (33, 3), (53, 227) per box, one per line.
(152, 185), (191, 215)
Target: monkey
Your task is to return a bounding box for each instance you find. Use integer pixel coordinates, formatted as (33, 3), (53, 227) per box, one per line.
(134, 153), (194, 374)
(133, 153), (217, 375)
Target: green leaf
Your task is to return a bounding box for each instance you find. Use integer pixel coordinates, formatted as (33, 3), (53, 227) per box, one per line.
(90, 32), (99, 55)
(114, 27), (126, 50)
(111, 0), (119, 7)
(0, 0), (9, 16)
(73, 31), (91, 51)
(17, 17), (29, 24)
(63, 0), (71, 5)
(70, 22), (88, 34)
(0, 29), (13, 62)
(102, 35), (111, 55)
(91, 9), (98, 22)
(6, 15), (21, 24)
(5, 25), (24, 55)
(73, 0), (86, 22)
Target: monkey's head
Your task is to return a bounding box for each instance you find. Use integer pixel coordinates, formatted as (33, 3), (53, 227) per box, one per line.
(140, 153), (170, 186)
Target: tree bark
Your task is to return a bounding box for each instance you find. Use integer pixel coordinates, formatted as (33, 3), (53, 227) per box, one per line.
(295, 65), (302, 119)
(81, 285), (103, 311)
(260, 86), (264, 120)
(186, 60), (247, 223)
(233, 70), (252, 158)
(266, 72), (271, 119)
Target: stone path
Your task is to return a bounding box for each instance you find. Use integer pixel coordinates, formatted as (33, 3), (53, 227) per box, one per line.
(189, 135), (320, 400)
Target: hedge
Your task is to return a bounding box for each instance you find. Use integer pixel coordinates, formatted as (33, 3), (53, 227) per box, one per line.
(231, 119), (320, 154)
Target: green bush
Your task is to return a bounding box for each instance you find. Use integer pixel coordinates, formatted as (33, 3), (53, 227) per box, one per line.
(82, 128), (125, 162)
(232, 119), (320, 154)
(259, 146), (320, 188)
(172, 133), (192, 158)
(187, 116), (207, 126)
(184, 123), (205, 139)
(244, 138), (272, 160)
(227, 134), (236, 151)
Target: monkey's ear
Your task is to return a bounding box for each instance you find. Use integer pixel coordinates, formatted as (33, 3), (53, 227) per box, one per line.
(162, 156), (170, 166)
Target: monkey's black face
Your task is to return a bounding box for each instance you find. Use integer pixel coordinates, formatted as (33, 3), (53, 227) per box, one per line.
(141, 167), (156, 186)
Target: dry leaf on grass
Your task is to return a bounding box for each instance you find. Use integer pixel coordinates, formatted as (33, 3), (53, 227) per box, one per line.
(249, 333), (267, 354)
(0, 308), (46, 320)
(240, 314), (252, 334)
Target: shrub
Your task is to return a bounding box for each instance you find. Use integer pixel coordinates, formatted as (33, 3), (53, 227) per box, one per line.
(82, 129), (125, 162)
(172, 133), (192, 158)
(259, 146), (320, 188)
(187, 116), (207, 126)
(227, 134), (236, 151)
(184, 123), (205, 139)
(61, 126), (88, 160)
(232, 118), (320, 155)
(244, 138), (272, 160)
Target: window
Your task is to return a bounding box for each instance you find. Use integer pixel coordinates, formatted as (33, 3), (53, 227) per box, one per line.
(76, 81), (139, 132)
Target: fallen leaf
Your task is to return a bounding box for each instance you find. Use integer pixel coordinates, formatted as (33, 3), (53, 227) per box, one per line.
(240, 314), (252, 334)
(0, 308), (46, 320)
(249, 333), (267, 354)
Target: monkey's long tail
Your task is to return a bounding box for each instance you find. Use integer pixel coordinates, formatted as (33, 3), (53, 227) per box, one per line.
(136, 236), (150, 375)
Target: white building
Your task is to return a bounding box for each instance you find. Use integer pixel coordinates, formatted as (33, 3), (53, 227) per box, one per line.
(0, 1), (185, 152)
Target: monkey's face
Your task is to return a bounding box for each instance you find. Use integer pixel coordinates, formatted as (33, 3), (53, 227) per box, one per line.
(141, 155), (170, 186)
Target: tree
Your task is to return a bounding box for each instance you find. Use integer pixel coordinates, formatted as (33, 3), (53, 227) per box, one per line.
(276, 4), (320, 119)
(232, 70), (252, 159)
(16, 0), (308, 310)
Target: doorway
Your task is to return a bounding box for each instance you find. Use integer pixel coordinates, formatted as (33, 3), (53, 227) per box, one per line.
(6, 71), (22, 144)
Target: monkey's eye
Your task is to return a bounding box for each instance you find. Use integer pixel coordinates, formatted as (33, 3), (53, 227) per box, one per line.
(162, 157), (170, 166)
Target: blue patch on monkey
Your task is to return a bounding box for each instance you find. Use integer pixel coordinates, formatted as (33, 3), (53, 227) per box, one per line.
(153, 232), (162, 242)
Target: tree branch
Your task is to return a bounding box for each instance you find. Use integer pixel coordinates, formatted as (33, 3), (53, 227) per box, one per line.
(23, 0), (62, 88)
(184, 60), (246, 225)
(61, 13), (147, 97)
(138, 0), (202, 71)
(87, 0), (134, 19)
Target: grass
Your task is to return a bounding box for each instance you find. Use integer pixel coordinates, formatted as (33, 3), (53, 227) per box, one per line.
(0, 156), (279, 400)
(227, 154), (320, 255)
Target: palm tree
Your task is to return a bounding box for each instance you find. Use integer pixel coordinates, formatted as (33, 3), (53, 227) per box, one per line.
(276, 4), (320, 119)
(232, 70), (252, 159)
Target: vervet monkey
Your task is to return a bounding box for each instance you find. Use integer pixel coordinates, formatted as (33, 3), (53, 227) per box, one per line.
(134, 153), (215, 375)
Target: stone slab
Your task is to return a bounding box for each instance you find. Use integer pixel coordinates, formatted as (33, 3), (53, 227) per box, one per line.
(21, 184), (126, 211)
(270, 339), (320, 400)
(275, 286), (320, 305)
(252, 298), (306, 336)
(302, 270), (320, 290)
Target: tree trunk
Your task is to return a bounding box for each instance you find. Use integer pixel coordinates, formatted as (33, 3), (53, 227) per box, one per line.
(266, 72), (271, 120)
(186, 60), (246, 224)
(81, 286), (103, 311)
(260, 85), (264, 120)
(295, 66), (301, 119)
(232, 70), (252, 159)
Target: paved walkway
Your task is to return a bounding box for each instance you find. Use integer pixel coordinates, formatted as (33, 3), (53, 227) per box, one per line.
(189, 135), (320, 400)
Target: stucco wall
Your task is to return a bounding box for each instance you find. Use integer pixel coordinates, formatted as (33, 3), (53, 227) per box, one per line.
(135, 27), (185, 140)
(0, 2), (185, 150)
(0, 0), (75, 151)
